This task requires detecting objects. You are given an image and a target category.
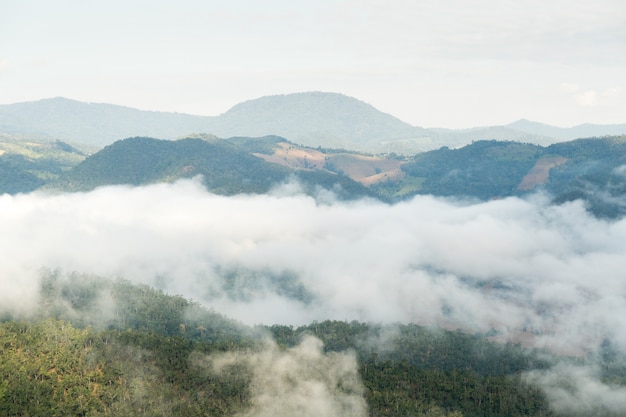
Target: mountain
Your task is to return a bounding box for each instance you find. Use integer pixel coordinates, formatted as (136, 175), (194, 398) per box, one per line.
(0, 97), (213, 146)
(7, 93), (625, 154)
(507, 119), (626, 141)
(0, 93), (431, 152)
(49, 136), (376, 201)
(5, 131), (626, 218)
(214, 92), (431, 151)
(429, 125), (554, 147)
(1, 272), (568, 417)
(379, 135), (626, 218)
(0, 133), (86, 194)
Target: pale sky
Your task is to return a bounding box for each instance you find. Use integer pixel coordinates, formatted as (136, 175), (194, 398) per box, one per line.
(1, 0), (625, 128)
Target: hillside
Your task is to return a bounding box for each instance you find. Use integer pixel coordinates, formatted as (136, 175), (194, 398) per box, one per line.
(4, 93), (626, 153)
(3, 272), (623, 416)
(215, 92), (431, 151)
(0, 133), (86, 194)
(508, 119), (626, 141)
(3, 131), (626, 218)
(49, 136), (376, 201)
(0, 93), (430, 152)
(0, 97), (214, 146)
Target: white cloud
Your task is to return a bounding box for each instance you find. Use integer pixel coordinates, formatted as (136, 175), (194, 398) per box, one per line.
(4, 180), (626, 411)
(1, 180), (626, 354)
(576, 90), (599, 107)
(200, 335), (367, 417)
(525, 364), (626, 414)
(561, 84), (622, 109)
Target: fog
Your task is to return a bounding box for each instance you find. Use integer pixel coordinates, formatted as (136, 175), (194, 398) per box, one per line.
(2, 178), (626, 411)
(2, 178), (626, 348)
(525, 363), (626, 414)
(194, 335), (367, 417)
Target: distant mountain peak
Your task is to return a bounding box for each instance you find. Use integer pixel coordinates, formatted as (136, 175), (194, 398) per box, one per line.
(223, 91), (394, 118)
(2, 93), (626, 152)
(218, 91), (427, 150)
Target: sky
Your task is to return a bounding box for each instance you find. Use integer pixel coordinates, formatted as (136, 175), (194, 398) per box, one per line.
(1, 0), (625, 128)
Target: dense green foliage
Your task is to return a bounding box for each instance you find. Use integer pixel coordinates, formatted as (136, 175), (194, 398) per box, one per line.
(50, 137), (286, 194)
(39, 271), (254, 347)
(3, 134), (626, 217)
(543, 137), (626, 217)
(48, 136), (376, 201)
(0, 136), (85, 194)
(398, 141), (542, 199)
(264, 322), (555, 417)
(1, 273), (622, 416)
(0, 156), (46, 193)
(372, 136), (626, 218)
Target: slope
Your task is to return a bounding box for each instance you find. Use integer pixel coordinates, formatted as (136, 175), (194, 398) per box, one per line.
(0, 133), (86, 194)
(214, 92), (431, 151)
(0, 272), (560, 417)
(0, 93), (430, 152)
(0, 97), (214, 146)
(508, 119), (626, 141)
(4, 94), (626, 153)
(49, 136), (376, 201)
(378, 135), (626, 218)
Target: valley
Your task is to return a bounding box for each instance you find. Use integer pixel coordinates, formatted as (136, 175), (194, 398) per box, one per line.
(1, 93), (626, 416)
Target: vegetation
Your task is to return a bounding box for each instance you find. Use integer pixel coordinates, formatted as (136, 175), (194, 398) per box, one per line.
(0, 273), (623, 416)
(390, 141), (542, 199)
(46, 136), (376, 201)
(543, 136), (626, 217)
(0, 134), (85, 194)
(372, 136), (626, 218)
(2, 133), (626, 217)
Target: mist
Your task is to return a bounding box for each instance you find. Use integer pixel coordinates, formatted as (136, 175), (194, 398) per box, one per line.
(193, 335), (367, 417)
(3, 177), (626, 411)
(2, 178), (626, 348)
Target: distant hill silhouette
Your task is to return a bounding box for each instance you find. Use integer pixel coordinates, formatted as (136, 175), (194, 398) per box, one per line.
(0, 93), (430, 152)
(5, 92), (625, 153)
(214, 92), (430, 150)
(0, 97), (212, 146)
(507, 119), (626, 141)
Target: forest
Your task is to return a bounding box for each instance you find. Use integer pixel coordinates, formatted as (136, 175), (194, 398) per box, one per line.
(1, 272), (624, 416)
(3, 133), (626, 218)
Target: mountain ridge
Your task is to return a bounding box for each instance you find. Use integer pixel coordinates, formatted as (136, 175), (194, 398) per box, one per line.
(4, 93), (626, 153)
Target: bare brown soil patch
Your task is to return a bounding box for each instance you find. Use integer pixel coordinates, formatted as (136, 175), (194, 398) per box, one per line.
(518, 156), (568, 191)
(255, 142), (404, 185)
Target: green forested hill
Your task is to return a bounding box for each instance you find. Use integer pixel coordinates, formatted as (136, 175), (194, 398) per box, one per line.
(3, 133), (626, 218)
(1, 273), (624, 416)
(50, 136), (287, 194)
(542, 137), (626, 217)
(48, 136), (376, 200)
(0, 134), (85, 194)
(394, 140), (543, 199)
(371, 136), (626, 217)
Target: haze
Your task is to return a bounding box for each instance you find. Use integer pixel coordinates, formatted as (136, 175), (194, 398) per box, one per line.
(2, 178), (626, 356)
(3, 175), (626, 413)
(1, 0), (625, 128)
